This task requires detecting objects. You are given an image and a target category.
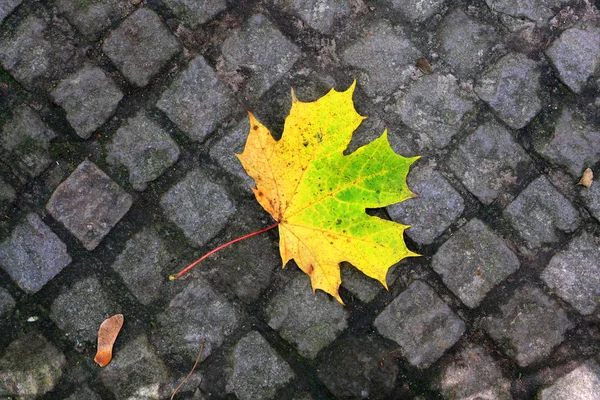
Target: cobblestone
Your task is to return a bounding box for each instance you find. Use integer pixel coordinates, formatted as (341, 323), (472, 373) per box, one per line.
(163, 0), (227, 28)
(210, 118), (255, 190)
(394, 74), (475, 148)
(0, 104), (56, 181)
(226, 331), (294, 400)
(541, 232), (600, 315)
(160, 168), (235, 247)
(51, 65), (123, 139)
(103, 8), (180, 87)
(438, 9), (500, 79)
(475, 53), (543, 129)
(0, 0), (21, 23)
(107, 111), (180, 191)
(537, 107), (600, 177)
(485, 0), (568, 25)
(504, 175), (580, 249)
(483, 284), (573, 367)
(438, 343), (512, 400)
(266, 274), (348, 359)
(449, 121), (532, 205)
(432, 218), (520, 308)
(545, 26), (600, 94)
(538, 359), (600, 400)
(374, 280), (465, 369)
(0, 287), (15, 318)
(341, 21), (420, 97)
(580, 181), (600, 222)
(221, 13), (300, 100)
(46, 160), (133, 250)
(0, 213), (71, 293)
(276, 0), (352, 33)
(388, 165), (464, 245)
(390, 0), (447, 22)
(50, 277), (121, 343)
(56, 0), (127, 41)
(157, 55), (236, 142)
(64, 386), (101, 400)
(0, 177), (16, 206)
(0, 332), (66, 398)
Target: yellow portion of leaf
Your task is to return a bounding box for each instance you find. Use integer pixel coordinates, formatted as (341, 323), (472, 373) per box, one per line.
(237, 81), (419, 303)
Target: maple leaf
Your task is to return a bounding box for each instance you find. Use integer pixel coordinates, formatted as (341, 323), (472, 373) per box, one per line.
(237, 81), (419, 303)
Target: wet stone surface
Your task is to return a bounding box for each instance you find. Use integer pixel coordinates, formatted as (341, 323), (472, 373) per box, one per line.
(100, 335), (172, 400)
(157, 55), (236, 143)
(0, 177), (16, 206)
(107, 112), (180, 191)
(51, 65), (123, 139)
(432, 218), (520, 308)
(0, 287), (15, 318)
(317, 333), (399, 399)
(0, 0), (21, 23)
(538, 359), (600, 399)
(394, 74), (475, 149)
(0, 213), (71, 293)
(0, 332), (66, 398)
(483, 284), (573, 367)
(160, 168), (235, 247)
(449, 121), (532, 205)
(537, 107), (600, 178)
(220, 13), (300, 101)
(475, 52), (543, 129)
(50, 277), (121, 343)
(485, 0), (567, 25)
(341, 21), (420, 97)
(545, 26), (600, 94)
(226, 331), (294, 400)
(390, 0), (447, 22)
(276, 0), (352, 33)
(504, 175), (580, 249)
(437, 343), (512, 400)
(0, 104), (56, 182)
(64, 386), (102, 400)
(103, 8), (180, 87)
(266, 274), (348, 359)
(340, 264), (388, 303)
(46, 160), (133, 250)
(374, 280), (465, 369)
(210, 118), (255, 190)
(163, 0), (227, 28)
(580, 182), (600, 223)
(541, 232), (600, 315)
(388, 166), (464, 245)
(56, 0), (128, 41)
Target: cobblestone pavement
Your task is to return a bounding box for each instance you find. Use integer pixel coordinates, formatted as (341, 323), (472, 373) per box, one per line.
(1, 1), (599, 399)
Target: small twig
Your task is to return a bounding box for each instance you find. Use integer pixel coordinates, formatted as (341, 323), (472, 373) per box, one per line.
(170, 339), (205, 400)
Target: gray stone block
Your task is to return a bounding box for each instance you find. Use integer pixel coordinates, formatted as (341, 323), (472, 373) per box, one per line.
(100, 335), (172, 400)
(0, 332), (66, 398)
(107, 112), (180, 191)
(64, 386), (102, 400)
(341, 21), (420, 97)
(226, 331), (294, 400)
(485, 0), (568, 25)
(475, 53), (543, 129)
(56, 0), (126, 40)
(50, 278), (121, 342)
(545, 26), (600, 94)
(153, 278), (243, 363)
(210, 118), (255, 190)
(0, 0), (21, 24)
(103, 8), (180, 87)
(46, 160), (133, 251)
(0, 287), (15, 318)
(1, 104), (56, 181)
(374, 280), (465, 369)
(221, 13), (301, 100)
(504, 175), (580, 249)
(317, 334), (399, 399)
(538, 107), (600, 177)
(483, 284), (572, 367)
(438, 343), (512, 400)
(274, 0), (352, 33)
(111, 227), (173, 305)
(157, 55), (236, 142)
(51, 65), (123, 139)
(340, 264), (388, 303)
(0, 213), (72, 293)
(449, 121), (532, 205)
(164, 0), (227, 28)
(394, 74), (475, 148)
(390, 0), (447, 22)
(580, 180), (600, 223)
(266, 274), (348, 359)
(160, 168), (235, 247)
(541, 232), (600, 315)
(438, 10), (499, 79)
(0, 177), (16, 205)
(433, 219), (520, 308)
(538, 359), (600, 400)
(388, 167), (464, 245)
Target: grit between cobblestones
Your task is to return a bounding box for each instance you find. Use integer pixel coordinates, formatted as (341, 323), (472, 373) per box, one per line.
(1, 0), (600, 399)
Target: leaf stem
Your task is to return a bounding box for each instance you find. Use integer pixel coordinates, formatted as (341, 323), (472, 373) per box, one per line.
(170, 222), (279, 279)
